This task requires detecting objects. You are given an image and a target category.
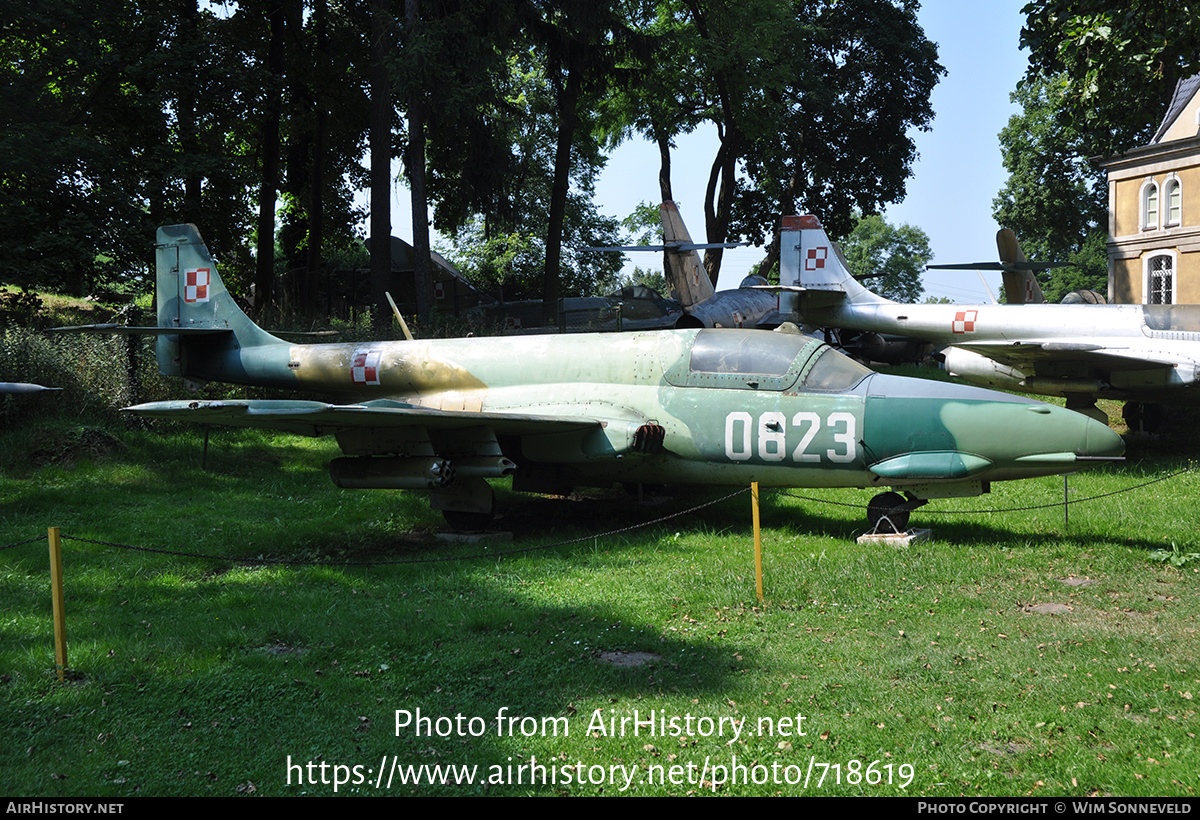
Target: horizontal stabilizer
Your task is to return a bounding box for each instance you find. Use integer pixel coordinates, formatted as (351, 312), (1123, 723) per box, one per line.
(583, 241), (746, 252)
(0, 382), (61, 393)
(926, 261), (1069, 272)
(48, 324), (232, 337)
(749, 285), (807, 293)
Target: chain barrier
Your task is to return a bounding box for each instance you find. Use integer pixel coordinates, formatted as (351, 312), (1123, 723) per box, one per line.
(0, 535), (47, 551)
(774, 465), (1192, 514)
(0, 465), (1190, 565)
(0, 487), (751, 568)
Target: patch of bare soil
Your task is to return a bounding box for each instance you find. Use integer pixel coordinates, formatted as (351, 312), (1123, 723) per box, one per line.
(1025, 602), (1072, 615)
(29, 426), (122, 467)
(494, 485), (689, 539)
(598, 650), (662, 667)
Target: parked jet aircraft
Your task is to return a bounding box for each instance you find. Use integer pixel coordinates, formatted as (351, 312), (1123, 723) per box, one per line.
(826, 228), (1058, 365)
(783, 215), (1197, 426)
(475, 283), (682, 333)
(591, 202), (784, 329)
(60, 223), (1123, 533)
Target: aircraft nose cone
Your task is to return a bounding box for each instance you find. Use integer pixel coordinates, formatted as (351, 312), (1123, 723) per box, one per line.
(1082, 413), (1125, 459)
(1008, 403), (1124, 464)
(862, 375), (1123, 480)
(1003, 403), (1124, 474)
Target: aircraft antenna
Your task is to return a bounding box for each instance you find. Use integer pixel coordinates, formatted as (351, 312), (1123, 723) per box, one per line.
(385, 292), (415, 341)
(977, 272), (998, 305)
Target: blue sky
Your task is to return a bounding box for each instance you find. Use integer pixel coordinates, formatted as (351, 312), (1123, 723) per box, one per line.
(384, 0), (1031, 303)
(592, 0), (1031, 302)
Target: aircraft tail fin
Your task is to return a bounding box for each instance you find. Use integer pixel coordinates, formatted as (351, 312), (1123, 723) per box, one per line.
(155, 224), (284, 377)
(996, 228), (1044, 305)
(779, 215), (889, 315)
(659, 201), (716, 308)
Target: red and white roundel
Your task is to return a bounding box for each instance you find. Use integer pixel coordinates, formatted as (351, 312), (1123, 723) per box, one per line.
(351, 350), (382, 385)
(952, 310), (978, 334)
(184, 268), (210, 303)
(804, 247), (828, 271)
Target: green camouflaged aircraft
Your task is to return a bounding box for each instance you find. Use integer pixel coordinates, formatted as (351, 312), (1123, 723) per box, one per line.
(66, 224), (1124, 533)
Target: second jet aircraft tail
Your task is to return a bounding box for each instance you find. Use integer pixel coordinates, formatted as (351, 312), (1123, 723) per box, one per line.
(659, 201), (717, 309)
(778, 215), (891, 321)
(154, 224), (287, 380)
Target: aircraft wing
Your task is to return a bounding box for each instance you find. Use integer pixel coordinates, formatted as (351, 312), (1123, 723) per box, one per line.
(124, 399), (602, 438)
(955, 342), (1195, 373)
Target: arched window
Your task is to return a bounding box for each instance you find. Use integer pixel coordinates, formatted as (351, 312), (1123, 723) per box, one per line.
(1166, 176), (1182, 226)
(1142, 179), (1160, 230)
(1144, 252), (1176, 304)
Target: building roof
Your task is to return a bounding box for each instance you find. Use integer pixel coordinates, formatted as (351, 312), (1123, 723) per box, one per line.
(1152, 75), (1200, 144)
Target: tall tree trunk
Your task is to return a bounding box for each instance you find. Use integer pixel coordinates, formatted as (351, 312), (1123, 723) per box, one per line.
(304, 0), (329, 313)
(657, 132), (673, 202)
(541, 63), (581, 325)
(405, 0), (433, 320)
(369, 0), (392, 332)
(657, 131), (673, 278)
(254, 0), (286, 314)
(179, 0), (202, 217)
(701, 136), (733, 288)
(281, 0), (308, 309)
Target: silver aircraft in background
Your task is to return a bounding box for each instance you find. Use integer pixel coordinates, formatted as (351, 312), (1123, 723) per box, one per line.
(782, 215), (1200, 429)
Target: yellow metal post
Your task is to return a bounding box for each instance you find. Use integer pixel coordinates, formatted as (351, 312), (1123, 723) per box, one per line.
(751, 482), (763, 603)
(48, 527), (67, 682)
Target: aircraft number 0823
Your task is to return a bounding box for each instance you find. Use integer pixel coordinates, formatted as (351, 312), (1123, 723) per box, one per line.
(724, 411), (857, 464)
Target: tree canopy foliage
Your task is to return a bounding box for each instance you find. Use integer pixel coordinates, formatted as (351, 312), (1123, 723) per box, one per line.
(1010, 2), (1200, 303)
(839, 213), (929, 303)
(992, 74), (1108, 303)
(609, 0), (944, 284)
(1, 0), (944, 318)
(1021, 0), (1199, 155)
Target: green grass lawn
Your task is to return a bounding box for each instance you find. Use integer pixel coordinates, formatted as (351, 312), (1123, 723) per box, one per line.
(1, 422), (1197, 796)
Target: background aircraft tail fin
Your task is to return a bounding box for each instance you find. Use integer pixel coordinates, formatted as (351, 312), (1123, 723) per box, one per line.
(779, 215), (888, 313)
(155, 224), (284, 377)
(996, 228), (1045, 305)
(659, 201), (716, 308)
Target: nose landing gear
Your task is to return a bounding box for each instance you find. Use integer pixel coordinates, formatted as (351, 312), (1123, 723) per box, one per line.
(866, 491), (927, 534)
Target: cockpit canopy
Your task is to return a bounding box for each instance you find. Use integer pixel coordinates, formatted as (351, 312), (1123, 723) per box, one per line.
(665, 329), (873, 391)
(1143, 305), (1200, 334)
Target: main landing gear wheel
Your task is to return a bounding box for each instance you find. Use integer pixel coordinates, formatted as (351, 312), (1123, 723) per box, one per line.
(433, 478), (496, 533)
(1123, 401), (1166, 434)
(867, 491), (910, 534)
(623, 482), (664, 501)
(442, 509), (494, 533)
